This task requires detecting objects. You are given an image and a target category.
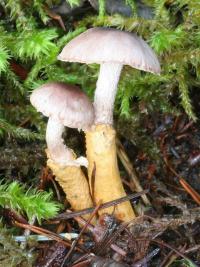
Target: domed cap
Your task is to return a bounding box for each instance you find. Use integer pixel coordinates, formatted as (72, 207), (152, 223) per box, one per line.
(30, 82), (94, 130)
(58, 27), (161, 74)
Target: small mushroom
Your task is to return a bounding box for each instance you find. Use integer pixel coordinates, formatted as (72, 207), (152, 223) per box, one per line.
(30, 82), (94, 214)
(58, 28), (160, 221)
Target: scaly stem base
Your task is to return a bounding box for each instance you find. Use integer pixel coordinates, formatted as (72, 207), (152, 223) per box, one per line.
(86, 124), (135, 222)
(47, 157), (94, 221)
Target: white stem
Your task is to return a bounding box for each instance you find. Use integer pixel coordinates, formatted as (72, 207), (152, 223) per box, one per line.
(46, 118), (88, 167)
(94, 62), (123, 125)
(46, 117), (74, 165)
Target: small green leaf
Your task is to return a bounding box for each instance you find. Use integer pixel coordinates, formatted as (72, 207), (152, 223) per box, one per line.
(150, 27), (186, 54)
(0, 181), (62, 223)
(66, 0), (81, 7)
(0, 46), (11, 74)
(14, 29), (58, 60)
(0, 118), (44, 141)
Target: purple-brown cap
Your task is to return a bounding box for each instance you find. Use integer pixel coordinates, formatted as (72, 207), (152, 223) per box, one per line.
(58, 27), (161, 74)
(30, 82), (94, 130)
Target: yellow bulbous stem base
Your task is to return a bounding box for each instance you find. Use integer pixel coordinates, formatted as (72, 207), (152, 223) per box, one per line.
(47, 158), (94, 221)
(86, 124), (135, 222)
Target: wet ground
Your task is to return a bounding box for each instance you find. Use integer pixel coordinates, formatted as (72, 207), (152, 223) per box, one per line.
(3, 112), (199, 267)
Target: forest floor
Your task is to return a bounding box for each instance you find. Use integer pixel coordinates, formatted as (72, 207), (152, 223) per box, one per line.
(1, 111), (200, 267)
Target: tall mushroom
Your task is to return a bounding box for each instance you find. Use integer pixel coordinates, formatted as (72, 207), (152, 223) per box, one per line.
(30, 82), (94, 213)
(57, 28), (161, 221)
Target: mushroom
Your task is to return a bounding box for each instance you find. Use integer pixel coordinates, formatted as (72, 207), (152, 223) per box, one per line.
(30, 82), (94, 213)
(57, 28), (161, 221)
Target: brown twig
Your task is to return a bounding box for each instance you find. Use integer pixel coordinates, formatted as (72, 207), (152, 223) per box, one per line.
(116, 138), (151, 206)
(90, 162), (96, 205)
(44, 5), (66, 31)
(61, 203), (101, 266)
(94, 219), (129, 256)
(160, 244), (186, 267)
(160, 134), (200, 205)
(67, 212), (127, 257)
(179, 178), (200, 205)
(178, 120), (194, 134)
(14, 221), (84, 252)
(138, 238), (196, 266)
(185, 244), (200, 254)
(71, 259), (91, 267)
(55, 190), (149, 220)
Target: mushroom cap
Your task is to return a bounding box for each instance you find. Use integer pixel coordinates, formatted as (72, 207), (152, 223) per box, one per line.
(30, 82), (94, 129)
(58, 27), (160, 74)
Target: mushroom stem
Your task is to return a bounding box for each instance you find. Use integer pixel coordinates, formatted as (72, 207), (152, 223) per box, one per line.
(86, 65), (136, 222)
(47, 159), (94, 221)
(86, 124), (135, 221)
(94, 62), (122, 125)
(46, 117), (74, 165)
(46, 117), (94, 220)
